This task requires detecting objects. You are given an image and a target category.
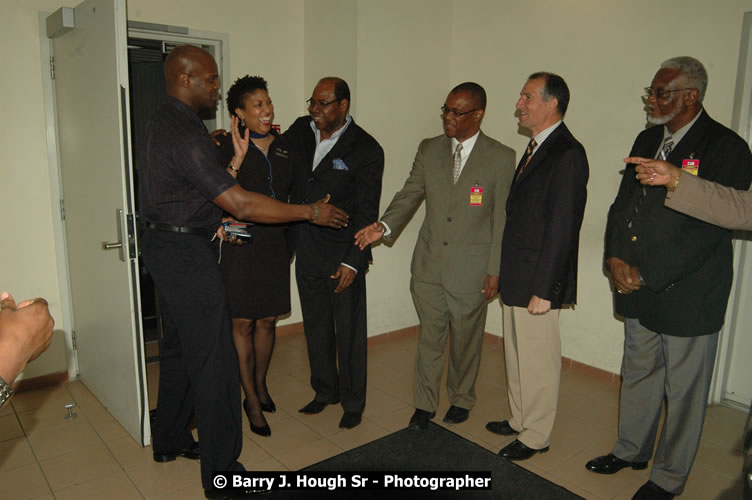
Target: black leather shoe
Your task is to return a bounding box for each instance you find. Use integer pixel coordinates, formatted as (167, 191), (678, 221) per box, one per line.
(443, 405), (470, 424)
(250, 421), (271, 437)
(299, 398), (336, 414)
(586, 453), (648, 474)
(153, 441), (200, 462)
(632, 480), (675, 499)
(260, 396), (276, 413)
(408, 409), (436, 429)
(499, 439), (549, 461)
(243, 399), (271, 437)
(339, 411), (362, 429)
(486, 420), (519, 436)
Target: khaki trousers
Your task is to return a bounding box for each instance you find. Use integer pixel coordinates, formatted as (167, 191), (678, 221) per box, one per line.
(502, 303), (561, 449)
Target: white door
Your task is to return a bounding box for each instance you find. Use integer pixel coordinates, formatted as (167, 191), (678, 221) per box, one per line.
(50, 0), (149, 445)
(723, 241), (752, 408)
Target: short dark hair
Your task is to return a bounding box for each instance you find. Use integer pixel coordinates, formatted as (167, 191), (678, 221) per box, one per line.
(450, 82), (487, 110)
(528, 72), (569, 116)
(226, 75), (268, 118)
(318, 77), (351, 109)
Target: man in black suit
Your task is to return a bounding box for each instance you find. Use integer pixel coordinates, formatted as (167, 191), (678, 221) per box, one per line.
(587, 57), (752, 499)
(286, 77), (384, 429)
(486, 72), (589, 461)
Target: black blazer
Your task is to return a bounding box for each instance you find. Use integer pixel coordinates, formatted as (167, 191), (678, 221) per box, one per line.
(500, 123), (589, 309)
(605, 110), (752, 337)
(285, 116), (384, 277)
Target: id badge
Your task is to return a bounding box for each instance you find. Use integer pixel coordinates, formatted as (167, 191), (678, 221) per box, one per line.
(682, 159), (699, 176)
(470, 186), (483, 206)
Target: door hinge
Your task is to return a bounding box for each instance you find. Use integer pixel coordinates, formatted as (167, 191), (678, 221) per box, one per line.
(49, 56), (55, 80)
(60, 198), (65, 221)
(71, 329), (77, 350)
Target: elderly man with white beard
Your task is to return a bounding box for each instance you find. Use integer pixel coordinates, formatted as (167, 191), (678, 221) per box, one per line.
(586, 56), (752, 499)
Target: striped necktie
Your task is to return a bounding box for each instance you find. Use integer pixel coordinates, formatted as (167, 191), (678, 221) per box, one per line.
(628, 135), (674, 228)
(452, 143), (463, 184)
(516, 138), (537, 181)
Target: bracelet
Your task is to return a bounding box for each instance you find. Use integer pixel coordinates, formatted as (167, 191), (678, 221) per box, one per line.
(667, 168), (682, 191)
(310, 204), (320, 223)
(0, 375), (14, 408)
(227, 164), (239, 173)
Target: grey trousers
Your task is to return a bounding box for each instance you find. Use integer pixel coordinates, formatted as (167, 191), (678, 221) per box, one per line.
(612, 318), (719, 494)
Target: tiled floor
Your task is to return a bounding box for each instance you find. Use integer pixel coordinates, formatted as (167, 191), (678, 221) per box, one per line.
(0, 324), (747, 499)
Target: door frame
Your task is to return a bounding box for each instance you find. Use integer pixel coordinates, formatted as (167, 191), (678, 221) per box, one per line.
(40, 11), (230, 402)
(710, 11), (752, 409)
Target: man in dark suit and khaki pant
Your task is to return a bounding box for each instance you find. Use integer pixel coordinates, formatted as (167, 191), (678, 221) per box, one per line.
(286, 77), (384, 430)
(486, 72), (589, 461)
(587, 57), (752, 500)
(356, 82), (515, 429)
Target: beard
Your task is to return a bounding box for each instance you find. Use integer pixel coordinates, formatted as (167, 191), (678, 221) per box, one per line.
(646, 94), (684, 125)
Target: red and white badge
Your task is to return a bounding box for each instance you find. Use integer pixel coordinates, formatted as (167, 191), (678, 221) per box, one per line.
(470, 186), (483, 206)
(682, 159), (700, 176)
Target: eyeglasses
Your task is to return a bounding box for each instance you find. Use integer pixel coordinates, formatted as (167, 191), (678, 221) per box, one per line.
(306, 97), (343, 110)
(441, 105), (479, 117)
(643, 87), (695, 99)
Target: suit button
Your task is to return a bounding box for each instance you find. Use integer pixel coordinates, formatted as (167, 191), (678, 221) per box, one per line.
(447, 217), (452, 222)
(443, 242), (448, 246)
(307, 177), (315, 183)
(631, 235), (638, 242)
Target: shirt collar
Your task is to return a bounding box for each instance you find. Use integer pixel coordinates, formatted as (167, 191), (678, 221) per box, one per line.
(451, 129), (481, 153)
(533, 120), (563, 149)
(310, 114), (353, 144)
(664, 108), (703, 146)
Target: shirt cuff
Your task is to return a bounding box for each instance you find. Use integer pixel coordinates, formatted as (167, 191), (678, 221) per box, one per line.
(341, 263), (358, 274)
(380, 221), (392, 237)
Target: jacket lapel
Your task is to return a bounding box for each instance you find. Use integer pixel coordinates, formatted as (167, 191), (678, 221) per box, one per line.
(511, 124), (565, 188)
(458, 132), (489, 184)
(312, 118), (358, 176)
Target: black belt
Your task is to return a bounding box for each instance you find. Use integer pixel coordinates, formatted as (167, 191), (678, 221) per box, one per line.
(147, 223), (207, 235)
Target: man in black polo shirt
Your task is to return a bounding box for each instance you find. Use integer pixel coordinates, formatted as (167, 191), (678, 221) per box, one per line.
(139, 45), (347, 499)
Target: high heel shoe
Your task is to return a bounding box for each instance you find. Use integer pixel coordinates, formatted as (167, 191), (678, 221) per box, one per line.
(243, 399), (271, 437)
(260, 396), (276, 413)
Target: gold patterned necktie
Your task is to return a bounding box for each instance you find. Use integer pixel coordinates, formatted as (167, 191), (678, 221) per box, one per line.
(516, 138), (537, 181)
(452, 143), (463, 184)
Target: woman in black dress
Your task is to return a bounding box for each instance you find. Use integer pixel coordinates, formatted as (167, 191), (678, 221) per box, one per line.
(217, 76), (293, 437)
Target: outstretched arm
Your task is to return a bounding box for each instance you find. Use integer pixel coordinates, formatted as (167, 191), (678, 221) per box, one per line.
(0, 292), (54, 385)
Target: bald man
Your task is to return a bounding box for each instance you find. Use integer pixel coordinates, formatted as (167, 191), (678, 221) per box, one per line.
(139, 45), (347, 498)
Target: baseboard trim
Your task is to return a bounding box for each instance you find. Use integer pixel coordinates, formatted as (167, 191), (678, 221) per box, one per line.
(279, 321), (621, 383)
(14, 371), (68, 393)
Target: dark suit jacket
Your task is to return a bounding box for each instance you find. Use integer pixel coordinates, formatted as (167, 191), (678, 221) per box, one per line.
(605, 110), (752, 336)
(286, 116), (384, 277)
(500, 123), (589, 309)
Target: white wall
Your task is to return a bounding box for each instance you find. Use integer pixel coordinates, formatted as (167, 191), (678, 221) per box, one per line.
(4, 0), (752, 380)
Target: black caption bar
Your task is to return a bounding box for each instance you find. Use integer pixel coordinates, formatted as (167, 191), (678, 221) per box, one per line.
(211, 471), (491, 493)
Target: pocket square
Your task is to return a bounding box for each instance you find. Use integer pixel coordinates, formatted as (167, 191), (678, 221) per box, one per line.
(332, 158), (349, 171)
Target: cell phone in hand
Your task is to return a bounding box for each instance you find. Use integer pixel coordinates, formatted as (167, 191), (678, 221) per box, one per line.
(223, 222), (253, 241)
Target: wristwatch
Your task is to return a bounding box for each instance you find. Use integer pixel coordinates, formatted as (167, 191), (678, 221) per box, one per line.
(0, 375), (14, 408)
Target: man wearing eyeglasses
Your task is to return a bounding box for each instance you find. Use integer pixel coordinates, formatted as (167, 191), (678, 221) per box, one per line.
(355, 82), (515, 430)
(588, 57), (752, 499)
(285, 77), (384, 430)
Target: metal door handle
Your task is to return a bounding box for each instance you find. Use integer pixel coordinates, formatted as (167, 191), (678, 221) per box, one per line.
(101, 209), (127, 261)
